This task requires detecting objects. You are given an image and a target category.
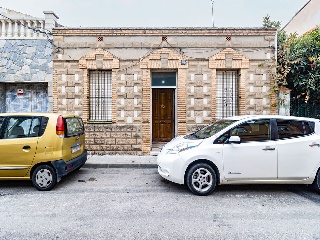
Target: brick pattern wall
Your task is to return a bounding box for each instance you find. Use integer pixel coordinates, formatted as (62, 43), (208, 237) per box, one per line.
(52, 28), (277, 155)
(186, 63), (213, 133)
(85, 124), (142, 155)
(177, 69), (187, 136)
(141, 69), (151, 154)
(53, 61), (84, 115)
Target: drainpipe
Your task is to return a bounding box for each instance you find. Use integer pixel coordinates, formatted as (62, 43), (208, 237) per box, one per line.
(275, 30), (278, 64)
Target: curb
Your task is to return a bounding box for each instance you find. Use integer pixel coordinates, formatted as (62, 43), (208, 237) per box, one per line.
(84, 155), (158, 169)
(83, 163), (158, 169)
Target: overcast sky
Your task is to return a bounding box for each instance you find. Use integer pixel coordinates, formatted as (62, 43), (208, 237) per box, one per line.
(1, 0), (309, 28)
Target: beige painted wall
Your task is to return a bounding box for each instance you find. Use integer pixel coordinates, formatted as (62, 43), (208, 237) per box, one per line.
(283, 0), (320, 35)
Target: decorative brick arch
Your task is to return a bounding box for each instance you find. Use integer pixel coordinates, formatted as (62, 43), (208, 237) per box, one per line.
(140, 48), (188, 154)
(209, 48), (249, 69)
(79, 49), (119, 123)
(209, 48), (249, 119)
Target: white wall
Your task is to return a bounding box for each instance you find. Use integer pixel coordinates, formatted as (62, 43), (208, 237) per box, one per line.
(283, 0), (320, 35)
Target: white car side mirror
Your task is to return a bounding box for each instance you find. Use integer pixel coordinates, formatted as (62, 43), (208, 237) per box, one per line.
(229, 136), (241, 144)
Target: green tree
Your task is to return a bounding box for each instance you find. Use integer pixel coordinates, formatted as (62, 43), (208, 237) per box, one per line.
(262, 14), (281, 29)
(264, 13), (320, 103)
(274, 31), (300, 89)
(286, 27), (320, 102)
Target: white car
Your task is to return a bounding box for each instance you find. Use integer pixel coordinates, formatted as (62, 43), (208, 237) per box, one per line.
(157, 115), (320, 195)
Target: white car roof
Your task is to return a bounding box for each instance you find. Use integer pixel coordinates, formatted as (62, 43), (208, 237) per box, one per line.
(222, 115), (320, 134)
(224, 115), (320, 122)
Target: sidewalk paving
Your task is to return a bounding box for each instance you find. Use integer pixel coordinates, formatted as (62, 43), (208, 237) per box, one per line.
(84, 154), (158, 168)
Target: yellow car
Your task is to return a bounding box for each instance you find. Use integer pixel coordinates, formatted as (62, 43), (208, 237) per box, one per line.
(0, 113), (87, 191)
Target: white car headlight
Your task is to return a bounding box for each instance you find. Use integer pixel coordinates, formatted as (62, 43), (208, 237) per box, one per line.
(167, 141), (201, 154)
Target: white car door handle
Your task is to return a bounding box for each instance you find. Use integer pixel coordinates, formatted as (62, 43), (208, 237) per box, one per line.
(262, 146), (275, 151)
(309, 142), (320, 147)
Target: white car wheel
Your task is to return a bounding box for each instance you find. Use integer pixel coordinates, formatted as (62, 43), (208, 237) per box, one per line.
(186, 163), (216, 196)
(312, 169), (320, 193)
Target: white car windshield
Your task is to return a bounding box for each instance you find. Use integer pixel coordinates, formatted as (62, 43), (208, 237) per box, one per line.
(187, 120), (236, 139)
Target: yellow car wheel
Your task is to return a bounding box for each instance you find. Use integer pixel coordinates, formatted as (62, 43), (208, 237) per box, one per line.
(31, 165), (57, 191)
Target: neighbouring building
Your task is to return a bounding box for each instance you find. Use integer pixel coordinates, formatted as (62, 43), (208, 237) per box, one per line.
(282, 0), (320, 35)
(280, 0), (320, 116)
(0, 8), (59, 113)
(52, 27), (277, 155)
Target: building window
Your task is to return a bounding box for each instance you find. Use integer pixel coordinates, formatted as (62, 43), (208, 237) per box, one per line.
(216, 71), (238, 119)
(89, 71), (112, 121)
(152, 72), (176, 87)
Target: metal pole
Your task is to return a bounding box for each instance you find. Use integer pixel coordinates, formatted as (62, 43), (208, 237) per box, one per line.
(211, 0), (215, 27)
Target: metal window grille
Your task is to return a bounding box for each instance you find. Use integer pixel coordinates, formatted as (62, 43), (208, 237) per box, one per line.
(89, 71), (112, 121)
(216, 71), (238, 119)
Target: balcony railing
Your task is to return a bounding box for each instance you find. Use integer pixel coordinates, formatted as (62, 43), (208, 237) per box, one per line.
(0, 19), (47, 39)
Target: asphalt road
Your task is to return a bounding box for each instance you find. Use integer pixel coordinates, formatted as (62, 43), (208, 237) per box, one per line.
(0, 167), (320, 240)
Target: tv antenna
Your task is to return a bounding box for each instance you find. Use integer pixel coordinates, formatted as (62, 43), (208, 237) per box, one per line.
(211, 0), (215, 27)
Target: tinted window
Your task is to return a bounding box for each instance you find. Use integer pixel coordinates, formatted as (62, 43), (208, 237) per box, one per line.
(230, 119), (270, 142)
(190, 120), (236, 139)
(214, 131), (230, 144)
(0, 117), (4, 129)
(29, 118), (42, 137)
(65, 118), (84, 137)
(3, 117), (41, 139)
(276, 119), (313, 139)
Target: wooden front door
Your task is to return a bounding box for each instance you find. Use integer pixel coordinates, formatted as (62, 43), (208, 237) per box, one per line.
(152, 88), (174, 142)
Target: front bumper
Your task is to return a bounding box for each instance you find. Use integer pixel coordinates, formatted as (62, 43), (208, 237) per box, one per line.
(157, 150), (185, 185)
(51, 150), (87, 178)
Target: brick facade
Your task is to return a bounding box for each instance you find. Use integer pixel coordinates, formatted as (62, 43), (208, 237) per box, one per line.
(52, 28), (277, 155)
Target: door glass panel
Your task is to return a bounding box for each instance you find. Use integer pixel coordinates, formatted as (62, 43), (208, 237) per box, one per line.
(3, 117), (35, 139)
(276, 119), (313, 139)
(231, 119), (270, 142)
(0, 117), (4, 129)
(0, 84), (5, 113)
(29, 118), (41, 137)
(152, 72), (176, 87)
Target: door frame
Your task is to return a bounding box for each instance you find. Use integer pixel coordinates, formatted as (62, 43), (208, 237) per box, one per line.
(150, 72), (177, 143)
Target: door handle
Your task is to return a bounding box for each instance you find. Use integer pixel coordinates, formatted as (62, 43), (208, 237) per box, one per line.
(309, 142), (320, 147)
(262, 146), (275, 151)
(23, 145), (31, 150)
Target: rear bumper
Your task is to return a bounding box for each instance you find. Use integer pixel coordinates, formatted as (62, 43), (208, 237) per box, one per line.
(51, 150), (87, 177)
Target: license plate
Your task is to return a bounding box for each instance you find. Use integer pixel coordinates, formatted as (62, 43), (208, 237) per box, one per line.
(71, 144), (81, 153)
